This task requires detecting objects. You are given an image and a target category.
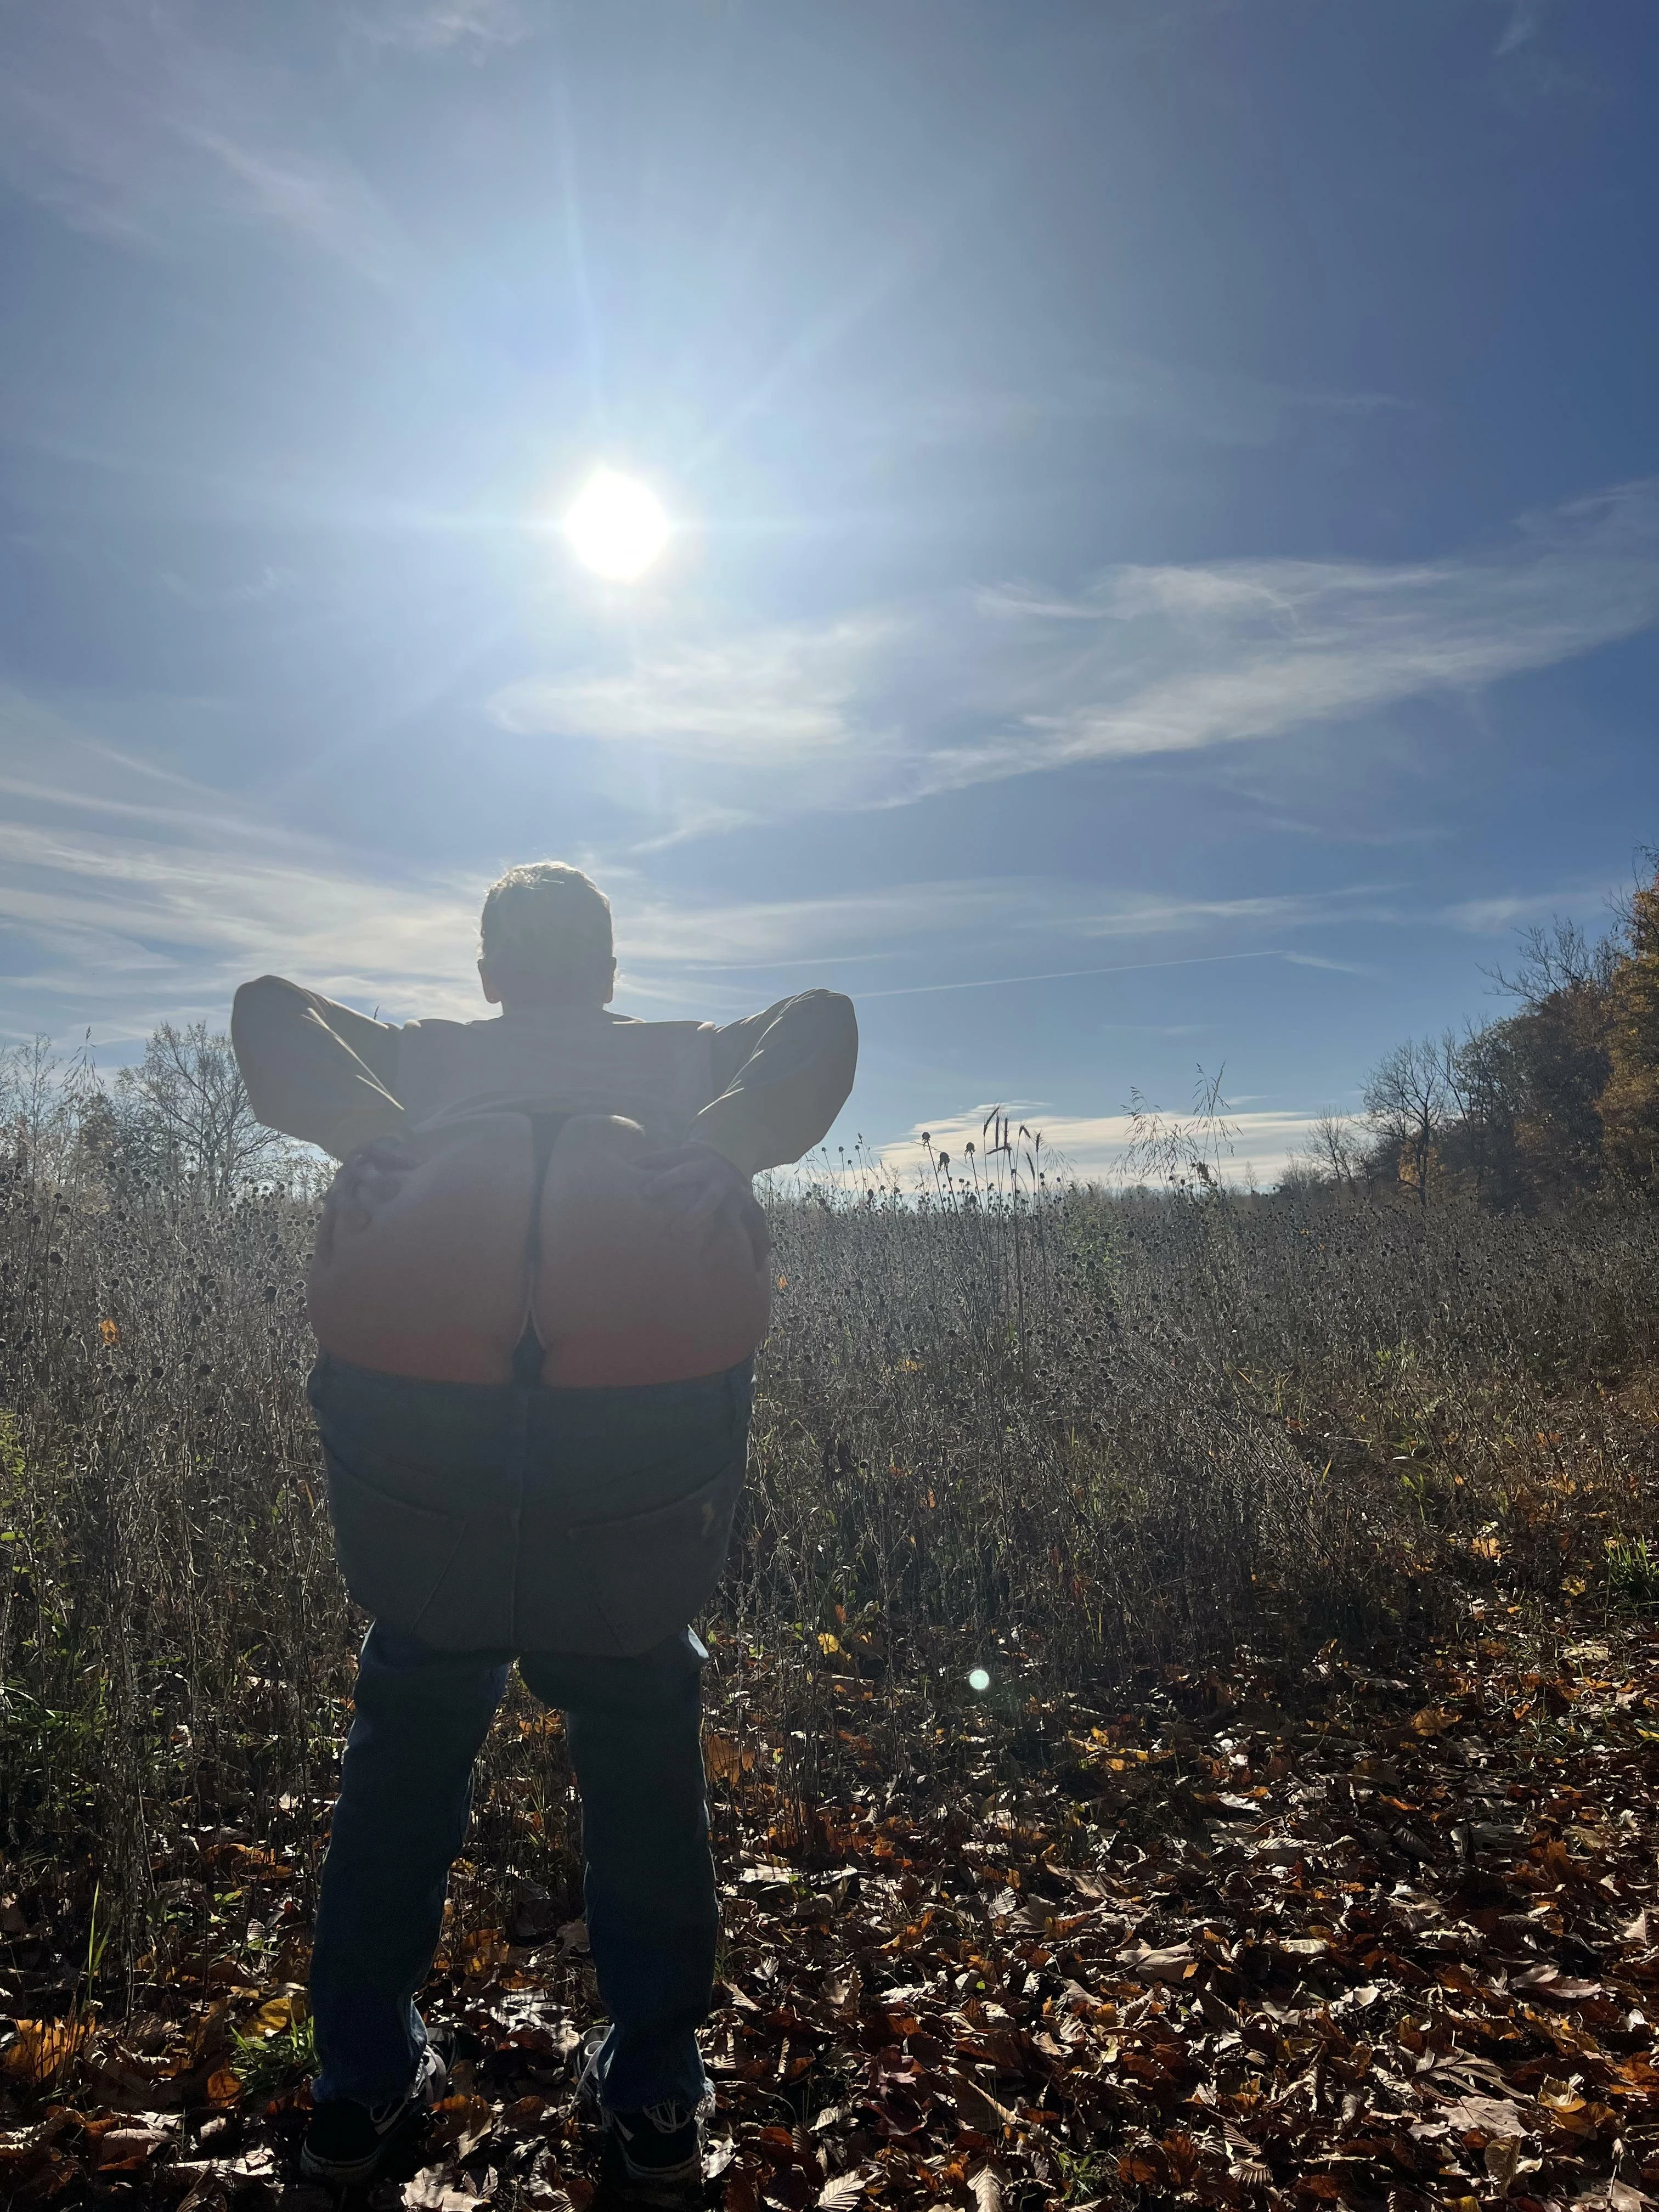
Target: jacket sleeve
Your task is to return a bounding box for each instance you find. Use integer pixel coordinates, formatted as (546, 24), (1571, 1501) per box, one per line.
(231, 975), (407, 1161)
(692, 990), (857, 1175)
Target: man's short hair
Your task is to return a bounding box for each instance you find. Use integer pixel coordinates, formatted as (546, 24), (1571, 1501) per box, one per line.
(479, 862), (613, 993)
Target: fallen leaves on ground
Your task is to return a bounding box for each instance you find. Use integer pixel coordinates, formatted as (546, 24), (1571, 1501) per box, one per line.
(3, 1603), (1658, 2209)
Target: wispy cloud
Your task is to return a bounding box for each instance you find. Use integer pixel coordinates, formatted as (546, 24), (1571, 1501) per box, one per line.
(346, 0), (529, 55)
(0, 691), (1413, 1048)
(1066, 888), (1397, 940)
(492, 615), (899, 766)
(0, 797), (479, 1042)
(873, 1105), (1332, 1191)
(846, 355), (1409, 454)
(924, 481), (1659, 792)
(0, 707), (1073, 1040)
(0, 0), (414, 282)
(1439, 885), (1617, 935)
(491, 479), (1659, 816)
(1496, 0), (1550, 57)
(1281, 951), (1383, 978)
(620, 880), (1050, 973)
(857, 950), (1285, 1005)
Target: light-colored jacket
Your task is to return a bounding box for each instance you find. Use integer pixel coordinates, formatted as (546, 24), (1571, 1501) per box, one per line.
(230, 977), (857, 1174)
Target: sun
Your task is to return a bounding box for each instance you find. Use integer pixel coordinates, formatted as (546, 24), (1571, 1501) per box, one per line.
(563, 469), (670, 580)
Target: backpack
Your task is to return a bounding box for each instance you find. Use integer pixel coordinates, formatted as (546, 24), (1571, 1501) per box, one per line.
(307, 1109), (770, 1389)
(304, 1104), (770, 1653)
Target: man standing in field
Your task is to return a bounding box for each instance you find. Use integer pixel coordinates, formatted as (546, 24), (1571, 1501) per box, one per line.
(233, 862), (856, 2205)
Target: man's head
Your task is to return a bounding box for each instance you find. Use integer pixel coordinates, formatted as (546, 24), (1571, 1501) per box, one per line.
(478, 861), (616, 1009)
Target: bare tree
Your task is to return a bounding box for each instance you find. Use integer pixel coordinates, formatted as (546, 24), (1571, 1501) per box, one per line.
(1362, 1034), (1457, 1206)
(1, 1034), (104, 1188)
(1487, 914), (1620, 1005)
(1, 1036), (63, 1164)
(115, 1023), (289, 1207)
(1294, 1109), (1363, 1190)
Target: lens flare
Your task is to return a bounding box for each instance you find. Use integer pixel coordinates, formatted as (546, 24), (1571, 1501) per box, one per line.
(563, 469), (670, 580)
(968, 1667), (991, 1693)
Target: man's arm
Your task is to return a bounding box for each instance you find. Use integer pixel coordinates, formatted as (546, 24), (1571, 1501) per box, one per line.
(691, 989), (857, 1173)
(231, 975), (407, 1161)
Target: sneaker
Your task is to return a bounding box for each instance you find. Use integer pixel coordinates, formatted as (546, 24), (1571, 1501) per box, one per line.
(300, 2037), (448, 2185)
(575, 2024), (610, 2117)
(599, 2105), (706, 2210)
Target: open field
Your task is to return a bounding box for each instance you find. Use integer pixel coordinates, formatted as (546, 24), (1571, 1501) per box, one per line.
(3, 1132), (1659, 2209)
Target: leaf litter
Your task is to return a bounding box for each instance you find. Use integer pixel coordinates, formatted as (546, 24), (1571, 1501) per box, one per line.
(3, 1601), (1659, 2210)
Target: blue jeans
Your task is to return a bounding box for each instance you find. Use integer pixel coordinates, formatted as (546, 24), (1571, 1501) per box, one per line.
(310, 1621), (716, 2117)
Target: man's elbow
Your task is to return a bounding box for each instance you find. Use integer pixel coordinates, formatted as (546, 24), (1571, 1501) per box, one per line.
(819, 987), (856, 1046)
(794, 988), (857, 1043)
(230, 975), (300, 1097)
(233, 974), (297, 1019)
(802, 989), (859, 1128)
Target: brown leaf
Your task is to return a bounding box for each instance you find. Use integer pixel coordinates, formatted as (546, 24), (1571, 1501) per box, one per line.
(706, 1733), (757, 1785)
(1512, 1964), (1602, 2000)
(816, 2177), (866, 2210)
(1442, 2095), (1530, 2138)
(189, 2000), (234, 2063)
(1484, 2136), (1525, 2198)
(940, 2067), (1019, 2132)
(726, 2166), (762, 2212)
(1539, 2078), (1588, 2114)
(176, 2179), (233, 2212)
(0, 2017), (91, 2085)
(428, 2094), (494, 2153)
(405, 2164), (493, 2210)
(1116, 1938), (1196, 1982)
(1411, 1706), (1461, 1736)
(88, 2124), (168, 2171)
(251, 1993), (306, 2035)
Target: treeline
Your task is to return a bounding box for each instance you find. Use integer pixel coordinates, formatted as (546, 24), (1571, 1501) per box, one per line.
(1310, 854), (1659, 1209)
(0, 1022), (319, 1209)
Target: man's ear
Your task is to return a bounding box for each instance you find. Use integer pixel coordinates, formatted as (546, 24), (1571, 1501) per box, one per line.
(602, 956), (617, 1006)
(478, 959), (503, 1007)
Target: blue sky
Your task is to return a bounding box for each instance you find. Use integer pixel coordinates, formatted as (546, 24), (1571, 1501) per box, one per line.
(2, 0), (1657, 1182)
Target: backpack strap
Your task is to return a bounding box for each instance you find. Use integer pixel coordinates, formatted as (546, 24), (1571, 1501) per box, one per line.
(511, 1112), (571, 1387)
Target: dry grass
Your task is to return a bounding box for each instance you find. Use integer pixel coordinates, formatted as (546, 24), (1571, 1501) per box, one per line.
(3, 1120), (1659, 1993)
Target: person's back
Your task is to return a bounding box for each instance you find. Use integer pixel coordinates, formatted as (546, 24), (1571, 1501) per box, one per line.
(232, 861), (856, 2202)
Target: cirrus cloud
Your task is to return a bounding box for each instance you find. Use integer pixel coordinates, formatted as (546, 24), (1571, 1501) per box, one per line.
(489, 477), (1659, 820)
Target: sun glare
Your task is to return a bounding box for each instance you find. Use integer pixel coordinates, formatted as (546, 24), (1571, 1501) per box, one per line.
(563, 469), (670, 580)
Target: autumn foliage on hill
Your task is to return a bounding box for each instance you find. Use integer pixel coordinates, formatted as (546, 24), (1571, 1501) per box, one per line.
(1599, 873), (1659, 1187)
(1357, 857), (1659, 1209)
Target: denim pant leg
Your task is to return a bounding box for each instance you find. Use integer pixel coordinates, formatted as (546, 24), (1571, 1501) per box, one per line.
(311, 1624), (508, 2108)
(520, 1629), (715, 2117)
